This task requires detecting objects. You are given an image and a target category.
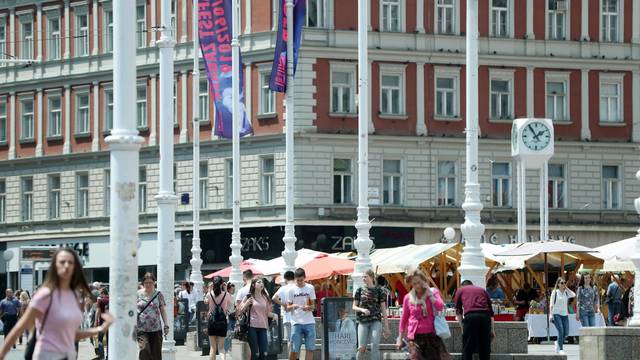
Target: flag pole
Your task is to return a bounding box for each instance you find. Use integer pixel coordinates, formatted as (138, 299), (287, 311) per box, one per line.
(352, 0), (372, 291)
(282, 0), (298, 278)
(229, 0), (243, 290)
(190, 0), (204, 304)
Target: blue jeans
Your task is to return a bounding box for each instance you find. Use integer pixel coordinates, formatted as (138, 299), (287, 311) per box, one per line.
(357, 320), (382, 360)
(608, 301), (621, 325)
(224, 317), (236, 353)
(248, 327), (268, 360)
(579, 312), (596, 327)
(291, 323), (316, 353)
(552, 314), (569, 350)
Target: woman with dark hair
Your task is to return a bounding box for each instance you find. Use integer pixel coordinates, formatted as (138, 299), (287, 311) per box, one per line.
(238, 278), (274, 360)
(204, 276), (230, 360)
(576, 273), (599, 327)
(179, 281), (196, 323)
(397, 268), (450, 360)
(0, 248), (113, 359)
(137, 272), (169, 360)
(223, 283), (236, 357)
(549, 277), (575, 355)
(353, 269), (391, 360)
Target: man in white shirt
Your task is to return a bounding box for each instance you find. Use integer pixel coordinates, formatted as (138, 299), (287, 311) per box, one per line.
(272, 270), (296, 347)
(235, 269), (254, 305)
(287, 268), (316, 360)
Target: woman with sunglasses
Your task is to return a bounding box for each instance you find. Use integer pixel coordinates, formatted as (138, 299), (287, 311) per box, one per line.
(549, 278), (575, 355)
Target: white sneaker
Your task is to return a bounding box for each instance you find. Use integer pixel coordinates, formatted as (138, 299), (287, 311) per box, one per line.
(558, 350), (566, 355)
(554, 341), (559, 353)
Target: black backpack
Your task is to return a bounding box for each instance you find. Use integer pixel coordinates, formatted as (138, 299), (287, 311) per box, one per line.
(208, 293), (227, 333)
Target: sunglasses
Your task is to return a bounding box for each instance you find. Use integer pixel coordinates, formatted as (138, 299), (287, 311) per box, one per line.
(559, 281), (566, 285)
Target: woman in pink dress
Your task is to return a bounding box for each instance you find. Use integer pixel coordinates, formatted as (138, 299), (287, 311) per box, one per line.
(0, 248), (113, 360)
(397, 268), (451, 360)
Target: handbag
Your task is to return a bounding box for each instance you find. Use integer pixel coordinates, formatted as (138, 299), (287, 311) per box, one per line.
(233, 296), (252, 342)
(429, 288), (450, 340)
(25, 290), (54, 360)
(135, 291), (160, 349)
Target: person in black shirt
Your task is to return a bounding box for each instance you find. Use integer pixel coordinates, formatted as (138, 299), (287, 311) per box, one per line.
(514, 283), (538, 321)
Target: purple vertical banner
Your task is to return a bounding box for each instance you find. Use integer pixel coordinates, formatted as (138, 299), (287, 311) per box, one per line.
(198, 0), (252, 139)
(269, 0), (306, 93)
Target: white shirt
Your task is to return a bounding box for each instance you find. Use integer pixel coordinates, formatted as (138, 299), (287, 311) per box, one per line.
(550, 288), (576, 316)
(235, 284), (251, 303)
(275, 283), (295, 324)
(287, 283), (316, 325)
(179, 290), (197, 310)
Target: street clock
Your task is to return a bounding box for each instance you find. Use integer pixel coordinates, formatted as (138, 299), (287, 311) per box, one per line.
(511, 118), (554, 169)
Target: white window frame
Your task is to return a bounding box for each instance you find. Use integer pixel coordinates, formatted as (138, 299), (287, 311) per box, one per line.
(0, 98), (6, 142)
(47, 92), (62, 137)
(258, 65), (276, 116)
(491, 161), (512, 207)
(329, 62), (357, 115)
(75, 90), (90, 134)
(489, 0), (514, 38)
(171, 0), (177, 38)
(225, 158), (233, 208)
(546, 0), (570, 40)
(21, 177), (33, 221)
(333, 158), (353, 204)
(199, 77), (210, 123)
(436, 160), (457, 206)
(260, 156), (275, 205)
(382, 158), (403, 205)
(136, 3), (146, 48)
(434, 66), (461, 119)
(20, 97), (34, 140)
(0, 19), (6, 64)
(602, 164), (621, 209)
(548, 163), (567, 209)
(48, 174), (61, 219)
(0, 179), (5, 223)
(306, 0), (327, 28)
(199, 161), (209, 209)
(104, 169), (110, 216)
(489, 69), (514, 121)
(600, 0), (623, 43)
(104, 86), (114, 131)
(136, 82), (148, 128)
(74, 7), (89, 57)
(139, 166), (147, 213)
(545, 72), (571, 122)
(599, 73), (624, 123)
(434, 0), (459, 35)
(76, 172), (90, 217)
(173, 80), (178, 125)
(46, 11), (61, 60)
(20, 16), (34, 60)
(379, 0), (405, 33)
(379, 64), (406, 117)
(104, 6), (114, 53)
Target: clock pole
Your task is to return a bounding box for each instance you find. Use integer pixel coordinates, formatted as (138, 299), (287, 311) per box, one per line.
(458, 0), (488, 289)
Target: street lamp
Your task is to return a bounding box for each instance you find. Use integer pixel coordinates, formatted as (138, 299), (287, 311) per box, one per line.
(3, 250), (14, 289)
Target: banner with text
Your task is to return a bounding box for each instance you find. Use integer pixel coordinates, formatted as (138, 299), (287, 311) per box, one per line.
(198, 0), (252, 139)
(269, 0), (305, 93)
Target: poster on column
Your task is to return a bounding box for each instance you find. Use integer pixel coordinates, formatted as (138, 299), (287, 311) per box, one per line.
(323, 297), (357, 360)
(198, 0), (252, 139)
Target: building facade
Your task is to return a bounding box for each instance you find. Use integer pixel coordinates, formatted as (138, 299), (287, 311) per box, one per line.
(0, 0), (639, 285)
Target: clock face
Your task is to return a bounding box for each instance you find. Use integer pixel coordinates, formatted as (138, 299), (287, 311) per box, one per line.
(522, 122), (551, 151)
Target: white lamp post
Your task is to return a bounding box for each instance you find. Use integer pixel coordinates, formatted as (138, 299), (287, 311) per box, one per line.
(352, 0), (373, 291)
(3, 250), (13, 289)
(107, 1), (144, 357)
(157, 0), (177, 358)
(228, 0), (244, 290)
(629, 170), (640, 326)
(190, 0), (204, 303)
(281, 0), (298, 277)
(457, 0), (488, 288)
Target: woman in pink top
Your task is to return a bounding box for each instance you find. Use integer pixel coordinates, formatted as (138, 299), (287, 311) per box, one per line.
(0, 248), (113, 360)
(204, 276), (231, 360)
(238, 278), (275, 360)
(397, 269), (451, 360)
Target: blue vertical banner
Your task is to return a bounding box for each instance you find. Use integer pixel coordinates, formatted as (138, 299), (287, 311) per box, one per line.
(269, 0), (305, 93)
(198, 0), (252, 139)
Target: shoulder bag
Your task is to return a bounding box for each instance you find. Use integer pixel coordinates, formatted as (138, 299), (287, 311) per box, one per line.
(135, 291), (160, 348)
(233, 295), (252, 342)
(429, 288), (450, 340)
(25, 290), (54, 360)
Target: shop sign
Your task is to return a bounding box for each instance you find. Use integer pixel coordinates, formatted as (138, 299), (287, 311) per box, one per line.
(440, 232), (576, 245)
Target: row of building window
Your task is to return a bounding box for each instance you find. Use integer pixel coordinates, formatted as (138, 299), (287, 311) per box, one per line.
(0, 0), (628, 64)
(0, 159), (624, 223)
